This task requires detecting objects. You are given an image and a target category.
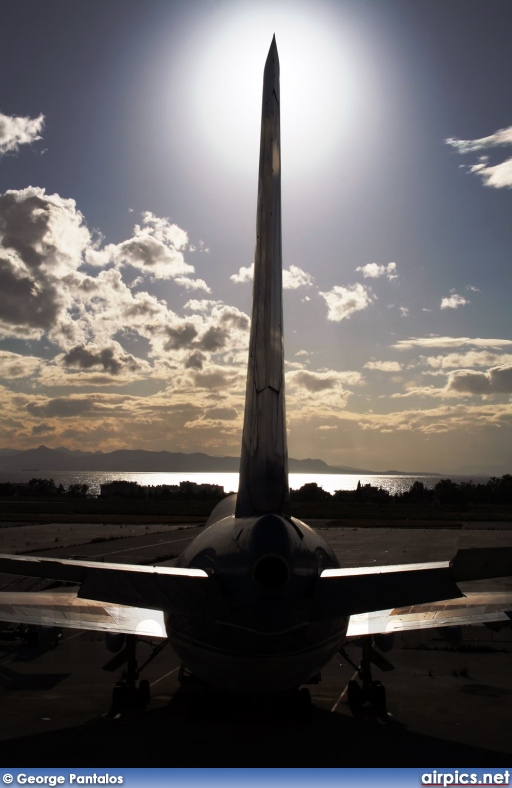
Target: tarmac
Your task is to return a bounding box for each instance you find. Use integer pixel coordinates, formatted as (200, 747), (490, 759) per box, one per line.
(1, 519), (512, 767)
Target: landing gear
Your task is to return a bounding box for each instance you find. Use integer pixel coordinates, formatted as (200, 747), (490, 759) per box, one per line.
(106, 635), (169, 716)
(339, 635), (393, 721)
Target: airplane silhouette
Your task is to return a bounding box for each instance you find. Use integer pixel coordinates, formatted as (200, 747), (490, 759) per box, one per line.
(1, 37), (511, 717)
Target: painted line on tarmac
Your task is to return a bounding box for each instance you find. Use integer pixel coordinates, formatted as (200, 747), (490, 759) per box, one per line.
(63, 630), (85, 641)
(150, 666), (180, 687)
(330, 670), (358, 712)
(91, 536), (195, 558)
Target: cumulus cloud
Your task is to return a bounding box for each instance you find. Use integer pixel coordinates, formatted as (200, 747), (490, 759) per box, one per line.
(466, 157), (512, 189)
(282, 265), (313, 289)
(393, 337), (512, 350)
(230, 264), (253, 284)
(423, 350), (512, 369)
(184, 299), (222, 312)
(440, 292), (469, 309)
(0, 112), (44, 155)
(0, 350), (42, 378)
(27, 397), (94, 418)
(231, 263), (313, 289)
(319, 283), (373, 321)
(446, 363), (512, 395)
(364, 360), (403, 372)
(356, 262), (397, 280)
(62, 342), (142, 375)
(0, 187), (91, 339)
(94, 211), (200, 282)
(446, 125), (512, 189)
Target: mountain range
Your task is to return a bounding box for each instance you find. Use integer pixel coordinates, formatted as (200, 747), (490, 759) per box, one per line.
(0, 445), (389, 475)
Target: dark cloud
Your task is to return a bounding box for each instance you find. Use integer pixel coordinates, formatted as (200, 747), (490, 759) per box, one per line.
(163, 323), (198, 350)
(63, 345), (140, 375)
(446, 364), (512, 394)
(197, 326), (228, 351)
(292, 371), (338, 392)
(194, 371), (229, 389)
(205, 407), (238, 420)
(0, 256), (60, 331)
(0, 191), (50, 269)
(185, 351), (205, 370)
(220, 308), (250, 331)
(27, 397), (93, 418)
(31, 423), (56, 436)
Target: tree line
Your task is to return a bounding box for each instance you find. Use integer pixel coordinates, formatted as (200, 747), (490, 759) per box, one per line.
(0, 474), (511, 505)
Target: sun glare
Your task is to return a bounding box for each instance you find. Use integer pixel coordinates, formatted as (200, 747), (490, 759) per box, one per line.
(191, 4), (356, 180)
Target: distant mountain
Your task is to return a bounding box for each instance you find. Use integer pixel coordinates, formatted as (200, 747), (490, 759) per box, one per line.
(0, 446), (378, 475)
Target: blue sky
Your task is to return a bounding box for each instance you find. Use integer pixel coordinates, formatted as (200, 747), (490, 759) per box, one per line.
(0, 0), (511, 474)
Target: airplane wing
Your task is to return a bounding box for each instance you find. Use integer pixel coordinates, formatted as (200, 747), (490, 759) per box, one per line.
(0, 589), (167, 637)
(346, 591), (512, 637)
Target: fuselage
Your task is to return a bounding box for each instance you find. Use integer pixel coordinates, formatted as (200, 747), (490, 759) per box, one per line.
(168, 495), (348, 692)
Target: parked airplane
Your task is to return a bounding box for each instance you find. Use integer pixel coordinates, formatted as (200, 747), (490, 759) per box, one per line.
(1, 37), (511, 716)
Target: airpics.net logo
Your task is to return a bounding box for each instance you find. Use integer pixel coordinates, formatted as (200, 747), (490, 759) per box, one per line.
(422, 773), (510, 787)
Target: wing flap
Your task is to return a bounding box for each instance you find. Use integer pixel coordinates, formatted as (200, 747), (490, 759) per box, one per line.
(0, 590), (167, 637)
(346, 591), (512, 637)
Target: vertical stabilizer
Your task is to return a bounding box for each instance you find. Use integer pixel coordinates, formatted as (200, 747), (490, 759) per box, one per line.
(236, 37), (290, 517)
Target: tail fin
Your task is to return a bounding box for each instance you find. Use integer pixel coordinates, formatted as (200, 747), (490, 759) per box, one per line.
(236, 37), (289, 517)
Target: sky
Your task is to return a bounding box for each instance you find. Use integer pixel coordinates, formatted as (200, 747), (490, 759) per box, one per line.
(0, 0), (511, 475)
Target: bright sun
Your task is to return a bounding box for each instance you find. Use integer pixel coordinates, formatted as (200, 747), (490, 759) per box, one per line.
(191, 3), (357, 180)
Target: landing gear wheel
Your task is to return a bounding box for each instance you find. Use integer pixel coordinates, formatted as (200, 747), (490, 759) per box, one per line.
(137, 679), (150, 709)
(296, 687), (312, 718)
(347, 680), (363, 715)
(109, 682), (127, 716)
(368, 680), (386, 715)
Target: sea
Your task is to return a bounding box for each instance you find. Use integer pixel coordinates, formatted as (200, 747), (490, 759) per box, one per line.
(0, 470), (492, 497)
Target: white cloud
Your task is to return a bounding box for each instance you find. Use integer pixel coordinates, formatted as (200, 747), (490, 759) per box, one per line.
(440, 292), (469, 310)
(393, 337), (512, 351)
(356, 262), (397, 280)
(399, 306), (409, 317)
(446, 125), (512, 153)
(467, 157), (512, 189)
(364, 360), (403, 372)
(282, 264), (313, 289)
(230, 264), (253, 284)
(184, 299), (222, 312)
(231, 263), (313, 289)
(319, 283), (373, 321)
(446, 125), (512, 189)
(0, 112), (44, 155)
(98, 212), (196, 281)
(423, 351), (512, 370)
(174, 276), (211, 293)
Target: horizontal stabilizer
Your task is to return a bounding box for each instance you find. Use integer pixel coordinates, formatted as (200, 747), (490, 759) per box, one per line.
(0, 590), (167, 638)
(314, 560), (461, 619)
(0, 553), (209, 611)
(315, 547), (512, 621)
(451, 547), (512, 582)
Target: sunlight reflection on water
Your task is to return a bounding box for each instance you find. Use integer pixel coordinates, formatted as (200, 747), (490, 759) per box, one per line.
(0, 470), (490, 497)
